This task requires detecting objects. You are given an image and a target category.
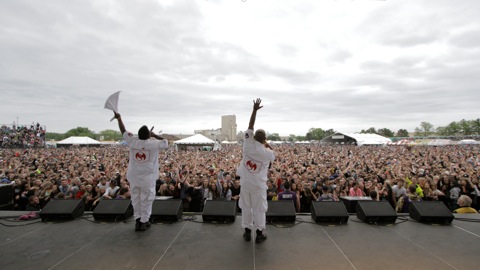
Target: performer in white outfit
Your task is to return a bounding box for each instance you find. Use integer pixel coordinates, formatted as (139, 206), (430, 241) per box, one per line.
(114, 112), (168, 231)
(237, 98), (275, 243)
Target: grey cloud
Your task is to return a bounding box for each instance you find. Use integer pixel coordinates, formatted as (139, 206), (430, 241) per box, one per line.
(448, 29), (480, 49)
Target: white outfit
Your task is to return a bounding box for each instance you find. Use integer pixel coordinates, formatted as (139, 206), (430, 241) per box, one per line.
(123, 131), (168, 223)
(237, 129), (275, 231)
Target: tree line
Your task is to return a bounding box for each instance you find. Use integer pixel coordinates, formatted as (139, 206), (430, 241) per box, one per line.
(46, 127), (122, 142)
(46, 118), (480, 142)
(266, 118), (480, 141)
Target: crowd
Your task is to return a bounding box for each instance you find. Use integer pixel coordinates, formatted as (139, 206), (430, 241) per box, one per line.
(0, 123), (46, 148)
(1, 143), (479, 214)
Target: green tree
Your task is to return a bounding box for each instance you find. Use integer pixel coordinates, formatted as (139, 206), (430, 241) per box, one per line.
(436, 126), (449, 136)
(415, 122), (434, 136)
(45, 132), (67, 141)
(288, 134), (297, 142)
(459, 119), (472, 135)
(305, 128), (325, 141)
(471, 119), (480, 135)
(296, 135), (307, 141)
(324, 129), (336, 138)
(396, 129), (409, 137)
(361, 127), (377, 134)
(64, 127), (96, 139)
(267, 133), (281, 141)
(99, 129), (122, 141)
(377, 128), (394, 137)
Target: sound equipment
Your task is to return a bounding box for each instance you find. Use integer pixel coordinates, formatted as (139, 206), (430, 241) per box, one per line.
(356, 201), (397, 224)
(39, 199), (85, 222)
(150, 199), (183, 222)
(266, 200), (296, 223)
(409, 201), (454, 224)
(202, 200), (236, 223)
(0, 203), (14, 210)
(0, 184), (14, 205)
(311, 201), (349, 224)
(340, 196), (372, 213)
(93, 199), (133, 221)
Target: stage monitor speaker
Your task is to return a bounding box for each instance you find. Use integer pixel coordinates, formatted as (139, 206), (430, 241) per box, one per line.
(266, 200), (296, 224)
(0, 203), (14, 210)
(356, 201), (397, 224)
(93, 199), (133, 222)
(202, 200), (236, 223)
(40, 199), (85, 222)
(409, 201), (454, 224)
(0, 184), (14, 205)
(311, 201), (349, 224)
(151, 199), (183, 222)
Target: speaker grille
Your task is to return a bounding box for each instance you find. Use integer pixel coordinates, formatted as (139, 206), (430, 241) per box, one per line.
(266, 200), (296, 223)
(151, 199), (183, 222)
(93, 199), (133, 221)
(202, 200), (236, 223)
(311, 201), (349, 224)
(39, 199), (85, 221)
(356, 201), (397, 224)
(409, 201), (454, 224)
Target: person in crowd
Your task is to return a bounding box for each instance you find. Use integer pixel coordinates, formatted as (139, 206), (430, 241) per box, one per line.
(396, 184), (422, 213)
(92, 186), (106, 209)
(103, 180), (120, 199)
(75, 184), (86, 199)
(277, 181), (300, 212)
(206, 180), (221, 200)
(392, 179), (407, 201)
(230, 176), (241, 212)
(184, 179), (204, 212)
(114, 112), (169, 231)
(58, 178), (75, 199)
(349, 181), (364, 197)
(39, 181), (57, 207)
(25, 195), (42, 211)
(266, 180), (277, 201)
(115, 187), (131, 199)
(317, 185), (336, 202)
(219, 180), (232, 201)
(237, 98), (275, 244)
(83, 184), (97, 211)
(164, 182), (181, 199)
(453, 195), (478, 213)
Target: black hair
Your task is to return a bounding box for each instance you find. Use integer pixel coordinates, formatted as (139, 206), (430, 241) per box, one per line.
(138, 125), (150, 140)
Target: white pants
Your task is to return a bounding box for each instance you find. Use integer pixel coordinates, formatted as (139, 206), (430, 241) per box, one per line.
(130, 185), (155, 223)
(239, 188), (268, 231)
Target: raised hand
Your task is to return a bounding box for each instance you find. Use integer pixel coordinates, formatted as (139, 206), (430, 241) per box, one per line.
(253, 98), (263, 111)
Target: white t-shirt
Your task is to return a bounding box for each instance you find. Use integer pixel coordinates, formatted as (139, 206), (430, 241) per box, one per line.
(123, 131), (168, 188)
(237, 129), (275, 192)
(392, 185), (406, 198)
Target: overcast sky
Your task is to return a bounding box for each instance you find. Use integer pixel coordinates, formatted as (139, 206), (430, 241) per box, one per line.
(1, 0), (479, 136)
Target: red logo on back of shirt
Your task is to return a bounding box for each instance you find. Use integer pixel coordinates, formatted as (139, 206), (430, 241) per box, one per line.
(246, 160), (257, 171)
(135, 152), (146, 161)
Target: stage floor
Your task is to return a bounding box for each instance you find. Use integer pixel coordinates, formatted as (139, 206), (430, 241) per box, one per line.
(0, 211), (479, 270)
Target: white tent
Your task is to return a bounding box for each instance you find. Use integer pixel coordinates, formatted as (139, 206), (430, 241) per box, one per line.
(459, 139), (480, 145)
(427, 139), (455, 146)
(57, 136), (101, 146)
(174, 134), (218, 150)
(321, 133), (392, 146)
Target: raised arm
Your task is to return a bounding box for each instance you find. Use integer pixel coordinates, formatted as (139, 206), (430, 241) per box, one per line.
(114, 112), (126, 134)
(248, 98), (263, 130)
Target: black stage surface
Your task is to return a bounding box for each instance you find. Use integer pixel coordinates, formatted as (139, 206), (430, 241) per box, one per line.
(1, 211), (479, 270)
